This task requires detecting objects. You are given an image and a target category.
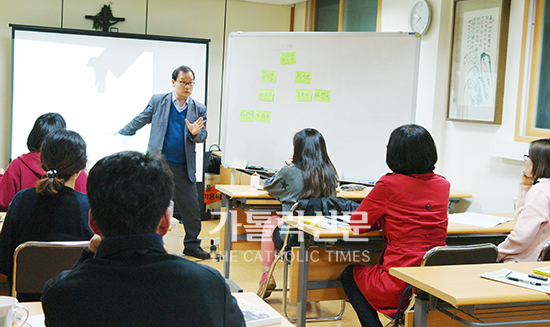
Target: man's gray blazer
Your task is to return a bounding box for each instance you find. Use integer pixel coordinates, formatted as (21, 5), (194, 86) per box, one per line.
(118, 92), (207, 183)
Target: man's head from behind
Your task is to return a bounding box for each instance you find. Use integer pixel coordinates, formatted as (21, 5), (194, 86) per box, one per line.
(87, 151), (174, 238)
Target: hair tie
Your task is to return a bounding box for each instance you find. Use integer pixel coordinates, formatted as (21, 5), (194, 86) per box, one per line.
(46, 169), (58, 178)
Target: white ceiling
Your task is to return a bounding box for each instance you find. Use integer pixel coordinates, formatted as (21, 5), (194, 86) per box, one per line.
(238, 0), (307, 6)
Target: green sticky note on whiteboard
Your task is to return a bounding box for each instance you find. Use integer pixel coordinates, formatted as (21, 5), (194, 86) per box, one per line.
(239, 110), (255, 122)
(256, 110), (271, 123)
(314, 89), (331, 103)
(280, 52), (296, 65)
(261, 70), (277, 83)
(258, 88), (274, 101)
(296, 89), (312, 102)
(295, 71), (311, 84)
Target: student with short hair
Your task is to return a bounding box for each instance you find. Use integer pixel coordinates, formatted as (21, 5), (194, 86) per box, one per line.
(498, 138), (550, 262)
(0, 129), (93, 300)
(0, 112), (87, 211)
(341, 124), (450, 327)
(41, 151), (245, 327)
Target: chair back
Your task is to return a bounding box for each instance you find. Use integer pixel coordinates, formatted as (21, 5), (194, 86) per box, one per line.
(391, 243), (499, 326)
(539, 241), (550, 261)
(422, 243), (499, 267)
(12, 241), (89, 300)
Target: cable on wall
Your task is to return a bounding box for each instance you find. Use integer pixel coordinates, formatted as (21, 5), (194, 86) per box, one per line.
(217, 0), (228, 145)
(61, 0), (64, 28)
(145, 0), (149, 34)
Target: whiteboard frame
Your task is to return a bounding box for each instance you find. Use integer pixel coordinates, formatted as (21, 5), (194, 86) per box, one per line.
(221, 31), (420, 182)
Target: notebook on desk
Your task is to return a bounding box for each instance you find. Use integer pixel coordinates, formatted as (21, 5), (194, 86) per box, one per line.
(237, 297), (281, 326)
(302, 216), (350, 229)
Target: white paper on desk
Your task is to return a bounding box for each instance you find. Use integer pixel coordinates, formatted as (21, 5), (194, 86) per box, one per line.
(448, 213), (513, 228)
(481, 269), (550, 294)
(325, 215), (351, 224)
(26, 314), (46, 327)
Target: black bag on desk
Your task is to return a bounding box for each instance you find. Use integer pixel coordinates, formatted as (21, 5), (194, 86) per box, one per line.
(204, 144), (221, 174)
(294, 197), (359, 216)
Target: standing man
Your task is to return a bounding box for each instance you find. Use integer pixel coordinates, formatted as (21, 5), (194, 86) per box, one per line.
(42, 151), (245, 327)
(117, 65), (209, 259)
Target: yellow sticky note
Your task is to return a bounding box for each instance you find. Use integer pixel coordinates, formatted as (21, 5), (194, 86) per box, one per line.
(239, 110), (255, 122)
(258, 89), (274, 101)
(280, 52), (296, 65)
(314, 89), (331, 103)
(256, 110), (271, 123)
(296, 89), (312, 102)
(295, 71), (311, 84)
(261, 70), (277, 83)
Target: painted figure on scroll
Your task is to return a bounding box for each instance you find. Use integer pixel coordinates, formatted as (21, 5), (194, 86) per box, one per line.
(341, 124), (450, 327)
(257, 128), (338, 298)
(498, 138), (550, 262)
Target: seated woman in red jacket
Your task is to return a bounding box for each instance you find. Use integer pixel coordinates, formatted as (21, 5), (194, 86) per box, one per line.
(341, 124), (450, 327)
(0, 112), (87, 211)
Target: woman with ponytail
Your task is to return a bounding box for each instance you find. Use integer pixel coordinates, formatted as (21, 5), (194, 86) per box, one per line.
(0, 129), (93, 299)
(258, 128), (338, 298)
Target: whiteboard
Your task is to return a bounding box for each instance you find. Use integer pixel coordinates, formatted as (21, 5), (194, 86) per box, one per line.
(221, 32), (420, 182)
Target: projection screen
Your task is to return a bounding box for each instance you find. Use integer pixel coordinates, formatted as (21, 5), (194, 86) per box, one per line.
(10, 25), (209, 179)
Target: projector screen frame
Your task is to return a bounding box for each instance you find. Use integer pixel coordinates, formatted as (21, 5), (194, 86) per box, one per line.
(9, 24), (210, 172)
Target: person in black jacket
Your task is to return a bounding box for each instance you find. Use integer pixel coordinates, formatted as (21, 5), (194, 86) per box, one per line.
(41, 151), (244, 327)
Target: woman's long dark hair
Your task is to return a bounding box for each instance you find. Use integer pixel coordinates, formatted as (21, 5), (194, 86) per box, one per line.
(292, 128), (338, 198)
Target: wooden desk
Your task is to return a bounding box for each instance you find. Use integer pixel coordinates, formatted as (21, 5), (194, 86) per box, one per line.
(216, 185), (472, 203)
(389, 262), (550, 327)
(282, 214), (515, 327)
(282, 213), (516, 239)
(20, 293), (292, 327)
(215, 184), (473, 284)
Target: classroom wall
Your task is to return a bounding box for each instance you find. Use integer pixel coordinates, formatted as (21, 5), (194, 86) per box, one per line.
(0, 0), (532, 214)
(0, 0), (292, 168)
(380, 0), (527, 213)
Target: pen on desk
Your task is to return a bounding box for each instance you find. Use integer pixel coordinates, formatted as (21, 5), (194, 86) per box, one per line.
(528, 274), (548, 281)
(506, 272), (544, 286)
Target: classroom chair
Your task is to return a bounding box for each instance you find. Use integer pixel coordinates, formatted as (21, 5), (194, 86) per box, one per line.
(257, 197), (359, 322)
(538, 241), (550, 261)
(388, 243), (499, 327)
(12, 240), (89, 301)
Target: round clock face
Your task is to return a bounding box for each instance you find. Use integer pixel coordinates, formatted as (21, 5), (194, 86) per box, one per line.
(410, 0), (431, 35)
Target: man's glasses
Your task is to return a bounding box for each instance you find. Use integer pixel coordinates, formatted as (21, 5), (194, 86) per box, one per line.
(177, 81), (195, 87)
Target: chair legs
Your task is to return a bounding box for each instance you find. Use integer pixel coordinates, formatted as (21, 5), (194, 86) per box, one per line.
(256, 229), (346, 322)
(281, 253), (346, 322)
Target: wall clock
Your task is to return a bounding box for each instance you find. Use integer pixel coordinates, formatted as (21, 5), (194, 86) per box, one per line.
(410, 0), (432, 36)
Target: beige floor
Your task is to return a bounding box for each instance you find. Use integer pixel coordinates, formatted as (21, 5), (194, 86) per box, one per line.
(175, 219), (390, 327)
